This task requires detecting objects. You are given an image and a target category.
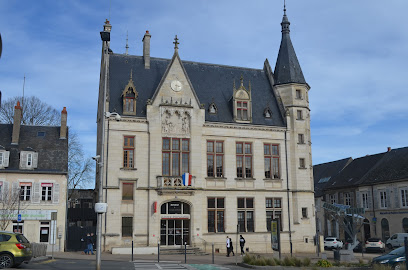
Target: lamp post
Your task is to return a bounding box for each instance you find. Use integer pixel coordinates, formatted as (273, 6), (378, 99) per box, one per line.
(96, 29), (111, 270)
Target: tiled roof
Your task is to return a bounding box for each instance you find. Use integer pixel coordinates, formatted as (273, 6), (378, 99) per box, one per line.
(0, 124), (68, 173)
(108, 54), (286, 127)
(313, 158), (352, 197)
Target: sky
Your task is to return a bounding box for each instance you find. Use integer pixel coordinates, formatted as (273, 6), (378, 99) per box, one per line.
(1, 0), (407, 172)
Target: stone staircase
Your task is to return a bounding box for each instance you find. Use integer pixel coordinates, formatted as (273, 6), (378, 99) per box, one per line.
(159, 246), (207, 255)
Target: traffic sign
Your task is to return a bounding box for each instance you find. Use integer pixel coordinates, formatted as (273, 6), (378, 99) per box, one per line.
(17, 214), (22, 222)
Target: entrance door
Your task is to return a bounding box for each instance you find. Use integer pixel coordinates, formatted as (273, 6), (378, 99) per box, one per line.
(160, 219), (190, 246)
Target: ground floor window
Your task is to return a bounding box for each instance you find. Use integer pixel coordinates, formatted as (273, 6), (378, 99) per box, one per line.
(122, 217), (133, 237)
(207, 198), (224, 233)
(238, 198), (254, 232)
(160, 219), (190, 246)
(12, 221), (23, 233)
(266, 198), (282, 231)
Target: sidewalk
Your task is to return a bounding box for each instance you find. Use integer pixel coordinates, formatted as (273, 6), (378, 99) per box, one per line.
(35, 250), (378, 265)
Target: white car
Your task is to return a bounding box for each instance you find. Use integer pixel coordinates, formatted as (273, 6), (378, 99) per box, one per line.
(365, 238), (385, 253)
(324, 237), (343, 250)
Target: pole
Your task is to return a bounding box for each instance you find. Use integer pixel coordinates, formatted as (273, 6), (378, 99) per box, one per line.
(131, 241), (133, 262)
(235, 224), (238, 265)
(158, 242), (160, 262)
(212, 243), (214, 264)
(96, 39), (108, 270)
(17, 189), (21, 232)
(404, 237), (408, 270)
(184, 242), (187, 263)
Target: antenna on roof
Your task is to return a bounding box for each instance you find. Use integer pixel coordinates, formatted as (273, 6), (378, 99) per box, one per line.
(125, 31), (129, 55)
(22, 74), (26, 108)
(109, 0), (111, 21)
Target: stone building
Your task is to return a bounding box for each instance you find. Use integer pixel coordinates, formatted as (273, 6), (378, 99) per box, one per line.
(314, 146), (408, 243)
(0, 102), (68, 251)
(96, 8), (316, 253)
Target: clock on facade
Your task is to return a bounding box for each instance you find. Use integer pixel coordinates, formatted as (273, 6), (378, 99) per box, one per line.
(171, 80), (183, 92)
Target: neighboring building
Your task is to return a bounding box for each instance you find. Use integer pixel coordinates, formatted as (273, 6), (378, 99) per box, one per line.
(96, 8), (316, 253)
(314, 147), (408, 243)
(66, 189), (97, 251)
(0, 102), (68, 251)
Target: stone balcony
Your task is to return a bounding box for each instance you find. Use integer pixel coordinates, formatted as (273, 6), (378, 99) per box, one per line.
(156, 176), (196, 196)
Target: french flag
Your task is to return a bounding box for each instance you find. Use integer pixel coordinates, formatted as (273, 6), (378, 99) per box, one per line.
(182, 173), (192, 186)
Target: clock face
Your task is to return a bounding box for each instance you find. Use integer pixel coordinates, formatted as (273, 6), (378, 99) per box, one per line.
(171, 80), (183, 92)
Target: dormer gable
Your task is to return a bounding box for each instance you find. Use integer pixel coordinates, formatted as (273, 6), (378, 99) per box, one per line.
(233, 75), (252, 123)
(20, 148), (38, 170)
(122, 70), (138, 116)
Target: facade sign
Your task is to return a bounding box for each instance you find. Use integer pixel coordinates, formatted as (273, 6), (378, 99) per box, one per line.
(0, 210), (55, 220)
(41, 183), (53, 187)
(161, 214), (190, 220)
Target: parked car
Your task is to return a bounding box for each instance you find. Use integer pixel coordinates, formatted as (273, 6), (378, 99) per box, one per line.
(0, 231), (32, 268)
(387, 233), (408, 249)
(324, 237), (343, 250)
(365, 237), (386, 253)
(372, 246), (406, 270)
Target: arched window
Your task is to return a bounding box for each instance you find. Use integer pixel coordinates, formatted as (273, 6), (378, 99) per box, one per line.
(403, 218), (408, 233)
(160, 201), (190, 215)
(381, 218), (390, 241)
(233, 76), (252, 123)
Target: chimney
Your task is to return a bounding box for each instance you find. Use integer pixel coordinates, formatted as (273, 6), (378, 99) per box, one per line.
(387, 147), (391, 152)
(60, 107), (67, 139)
(11, 101), (22, 145)
(143, 30), (151, 69)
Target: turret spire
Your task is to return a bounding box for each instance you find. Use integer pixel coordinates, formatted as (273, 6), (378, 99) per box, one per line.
(125, 31), (129, 55)
(274, 4), (307, 85)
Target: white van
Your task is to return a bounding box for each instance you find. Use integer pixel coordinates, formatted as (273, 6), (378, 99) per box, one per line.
(386, 233), (408, 248)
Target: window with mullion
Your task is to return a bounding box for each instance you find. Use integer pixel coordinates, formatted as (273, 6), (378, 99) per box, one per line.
(237, 198), (254, 232)
(207, 141), (224, 177)
(264, 143), (280, 179)
(237, 101), (248, 120)
(162, 138), (189, 176)
(236, 142), (252, 178)
(123, 136), (135, 168)
(266, 198), (282, 231)
(207, 198), (225, 233)
(20, 186), (31, 201)
(401, 189), (408, 208)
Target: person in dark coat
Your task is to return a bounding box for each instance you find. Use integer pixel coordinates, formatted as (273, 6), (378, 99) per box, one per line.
(239, 235), (246, 255)
(226, 236), (231, 257)
(84, 233), (94, 255)
(229, 238), (235, 256)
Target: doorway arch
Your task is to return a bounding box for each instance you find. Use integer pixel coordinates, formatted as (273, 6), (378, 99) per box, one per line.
(363, 218), (371, 241)
(381, 218), (390, 241)
(160, 201), (191, 246)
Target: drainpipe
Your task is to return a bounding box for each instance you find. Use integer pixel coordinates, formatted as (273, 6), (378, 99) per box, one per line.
(285, 130), (293, 255)
(147, 120), (151, 246)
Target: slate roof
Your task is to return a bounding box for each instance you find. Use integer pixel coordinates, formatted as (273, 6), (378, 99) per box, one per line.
(324, 153), (386, 191)
(108, 54), (286, 127)
(361, 147), (408, 185)
(273, 12), (307, 85)
(0, 124), (68, 173)
(313, 158), (352, 197)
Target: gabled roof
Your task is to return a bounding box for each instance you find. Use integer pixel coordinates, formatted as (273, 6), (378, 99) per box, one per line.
(0, 124), (68, 174)
(361, 147), (408, 185)
(108, 54), (286, 127)
(326, 153), (386, 190)
(273, 10), (306, 86)
(313, 157), (352, 197)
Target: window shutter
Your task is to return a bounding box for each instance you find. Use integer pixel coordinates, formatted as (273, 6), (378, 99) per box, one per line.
(334, 193), (338, 204)
(32, 153), (38, 168)
(356, 191), (361, 208)
(20, 152), (27, 169)
(394, 187), (400, 209)
(368, 190), (373, 209)
(0, 181), (3, 201)
(3, 152), (10, 167)
(386, 188), (391, 208)
(373, 188), (378, 209)
(325, 194), (329, 202)
(52, 183), (60, 204)
(33, 182), (41, 203)
(339, 192), (344, 204)
(12, 182), (19, 198)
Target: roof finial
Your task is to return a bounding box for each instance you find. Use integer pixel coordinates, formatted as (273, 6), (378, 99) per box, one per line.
(240, 74), (244, 87)
(125, 31), (129, 55)
(130, 69), (133, 79)
(284, 0), (286, 15)
(173, 35), (179, 51)
(281, 0), (290, 34)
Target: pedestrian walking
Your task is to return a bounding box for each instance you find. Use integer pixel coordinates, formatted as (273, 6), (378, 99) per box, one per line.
(239, 235), (246, 255)
(229, 238), (235, 256)
(226, 236), (231, 257)
(83, 233), (94, 255)
(91, 233), (96, 252)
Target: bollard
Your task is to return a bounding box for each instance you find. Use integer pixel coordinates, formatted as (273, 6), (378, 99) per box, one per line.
(212, 243), (214, 264)
(131, 241), (134, 262)
(158, 242), (160, 262)
(184, 242), (187, 263)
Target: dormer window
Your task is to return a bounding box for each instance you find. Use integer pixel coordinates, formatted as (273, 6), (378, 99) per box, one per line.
(264, 108), (272, 118)
(233, 76), (252, 123)
(208, 102), (217, 114)
(0, 150), (10, 169)
(20, 150), (38, 170)
(122, 71), (138, 116)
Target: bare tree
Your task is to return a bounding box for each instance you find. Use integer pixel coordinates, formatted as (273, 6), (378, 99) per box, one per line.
(0, 188), (25, 231)
(0, 95), (94, 194)
(0, 96), (60, 125)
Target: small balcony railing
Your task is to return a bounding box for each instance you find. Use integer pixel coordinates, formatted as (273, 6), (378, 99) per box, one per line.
(156, 176), (195, 188)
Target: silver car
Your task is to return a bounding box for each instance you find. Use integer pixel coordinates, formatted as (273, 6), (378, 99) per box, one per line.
(324, 237), (343, 250)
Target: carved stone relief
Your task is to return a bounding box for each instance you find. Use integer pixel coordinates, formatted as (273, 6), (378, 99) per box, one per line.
(161, 107), (192, 136)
